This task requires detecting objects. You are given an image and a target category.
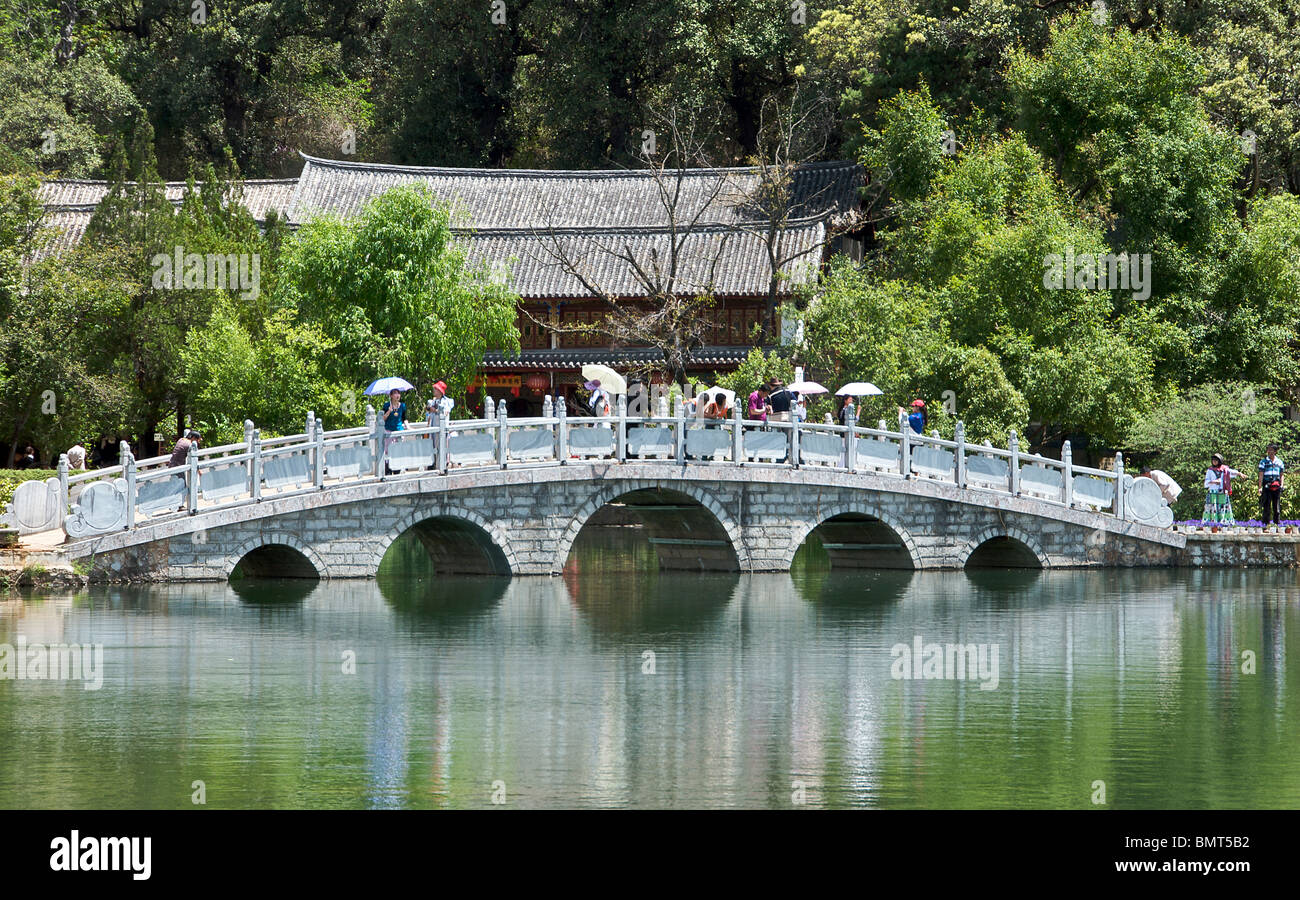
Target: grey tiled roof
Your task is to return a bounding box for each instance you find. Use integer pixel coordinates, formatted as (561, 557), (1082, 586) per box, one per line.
(33, 156), (862, 298)
(289, 154), (862, 230)
(36, 179), (297, 218)
(30, 179), (297, 264)
(466, 222), (824, 298)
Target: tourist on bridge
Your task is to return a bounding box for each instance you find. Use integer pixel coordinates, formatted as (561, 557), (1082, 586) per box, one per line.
(747, 385), (771, 423)
(425, 381), (454, 426)
(1138, 466), (1182, 506)
(168, 430), (201, 467)
(168, 430), (201, 511)
(1258, 444), (1285, 529)
(1203, 453), (1245, 525)
(585, 380), (611, 417)
(381, 388), (407, 433)
(838, 395), (856, 427)
(702, 392), (731, 420)
(767, 380), (793, 423)
(906, 399), (927, 434)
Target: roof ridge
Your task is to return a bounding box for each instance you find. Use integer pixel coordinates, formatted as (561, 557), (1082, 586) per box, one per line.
(456, 217), (829, 237)
(296, 151), (858, 179)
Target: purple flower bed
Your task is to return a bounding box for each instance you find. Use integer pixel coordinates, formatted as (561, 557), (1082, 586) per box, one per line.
(1175, 519), (1300, 528)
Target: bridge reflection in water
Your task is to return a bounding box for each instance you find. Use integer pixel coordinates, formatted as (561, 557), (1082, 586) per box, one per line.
(5, 551), (1293, 808)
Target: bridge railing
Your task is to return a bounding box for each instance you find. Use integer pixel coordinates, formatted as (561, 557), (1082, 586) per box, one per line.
(25, 392), (1172, 541)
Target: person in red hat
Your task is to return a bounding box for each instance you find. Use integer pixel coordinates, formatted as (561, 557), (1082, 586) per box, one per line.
(425, 380), (454, 426)
(906, 399), (926, 434)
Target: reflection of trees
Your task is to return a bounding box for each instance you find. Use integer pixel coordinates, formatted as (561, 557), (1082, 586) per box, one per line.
(790, 565), (912, 623)
(377, 574), (509, 634)
(563, 571), (737, 635)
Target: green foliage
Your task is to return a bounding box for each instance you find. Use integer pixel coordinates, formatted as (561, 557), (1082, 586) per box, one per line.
(180, 302), (348, 443)
(710, 348), (795, 398)
(0, 469), (57, 509)
(797, 259), (1029, 442)
(277, 184), (521, 404)
(1127, 382), (1300, 522)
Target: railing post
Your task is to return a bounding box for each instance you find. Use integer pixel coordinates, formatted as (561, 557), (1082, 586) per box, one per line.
(615, 393), (628, 462)
(674, 397), (685, 462)
(484, 395), (496, 420)
(366, 405), (382, 478)
(1062, 440), (1073, 508)
(250, 429), (263, 502)
(732, 403), (744, 463)
(243, 419), (255, 482)
(1009, 430), (1021, 496)
(790, 415), (800, 469)
(437, 408), (450, 473)
(306, 410), (317, 484)
(497, 403), (509, 468)
(187, 441), (199, 514)
(898, 408), (910, 478)
(657, 394), (669, 418)
(542, 395), (554, 463)
(57, 453), (69, 518)
(954, 420), (966, 488)
(314, 416), (325, 488)
(1114, 452), (1125, 518)
(556, 397), (569, 464)
(124, 449), (137, 530)
(845, 407), (858, 472)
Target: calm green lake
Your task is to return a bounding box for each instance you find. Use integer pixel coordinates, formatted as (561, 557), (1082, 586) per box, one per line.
(1, 527), (1297, 809)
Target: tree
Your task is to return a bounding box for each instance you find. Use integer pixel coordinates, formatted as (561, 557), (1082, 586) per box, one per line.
(1127, 382), (1300, 522)
(276, 183), (521, 403)
(0, 174), (131, 464)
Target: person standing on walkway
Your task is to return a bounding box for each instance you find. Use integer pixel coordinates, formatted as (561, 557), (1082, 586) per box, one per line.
(747, 385), (770, 423)
(768, 380), (793, 423)
(168, 430), (201, 511)
(585, 380), (611, 417)
(907, 399), (927, 434)
(1258, 443), (1285, 529)
(1203, 453), (1245, 525)
(425, 380), (454, 426)
(838, 395), (856, 427)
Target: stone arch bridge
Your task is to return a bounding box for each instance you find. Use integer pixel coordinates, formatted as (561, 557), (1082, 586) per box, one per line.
(58, 463), (1183, 582)
(10, 400), (1184, 580)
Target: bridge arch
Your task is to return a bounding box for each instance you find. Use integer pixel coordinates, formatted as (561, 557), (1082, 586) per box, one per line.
(553, 480), (749, 573)
(377, 506), (517, 576)
(959, 526), (1049, 569)
(226, 533), (330, 580)
(781, 502), (922, 570)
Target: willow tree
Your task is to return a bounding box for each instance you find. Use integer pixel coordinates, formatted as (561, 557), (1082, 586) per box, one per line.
(275, 183), (521, 404)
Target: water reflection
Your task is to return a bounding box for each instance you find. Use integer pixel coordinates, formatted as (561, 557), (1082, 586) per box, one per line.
(0, 530), (1297, 809)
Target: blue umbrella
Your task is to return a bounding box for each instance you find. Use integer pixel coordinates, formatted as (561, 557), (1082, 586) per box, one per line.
(364, 376), (415, 396)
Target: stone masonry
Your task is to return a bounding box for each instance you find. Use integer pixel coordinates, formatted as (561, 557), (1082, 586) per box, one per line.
(59, 462), (1191, 581)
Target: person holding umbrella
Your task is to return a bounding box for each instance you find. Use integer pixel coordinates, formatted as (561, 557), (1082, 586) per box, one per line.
(585, 380), (612, 417)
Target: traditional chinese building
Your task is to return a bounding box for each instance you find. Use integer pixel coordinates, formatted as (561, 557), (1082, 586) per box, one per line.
(37, 154), (865, 413)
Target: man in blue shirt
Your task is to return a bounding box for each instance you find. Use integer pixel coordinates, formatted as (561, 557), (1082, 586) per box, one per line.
(907, 399), (926, 434)
(1258, 443), (1285, 528)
